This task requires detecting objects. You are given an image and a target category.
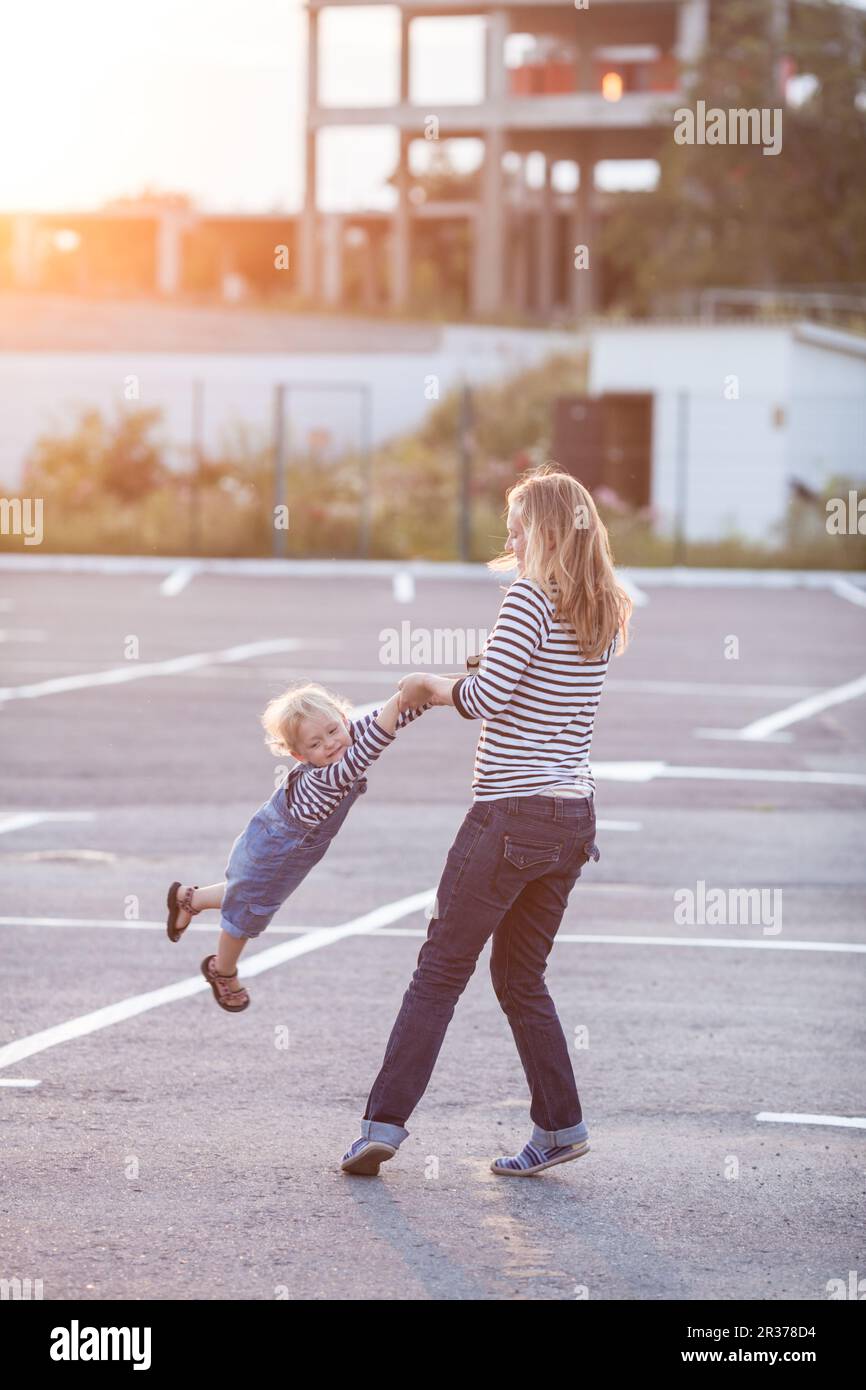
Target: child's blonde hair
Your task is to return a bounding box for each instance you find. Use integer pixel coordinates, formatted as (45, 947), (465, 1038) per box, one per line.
(261, 682), (354, 758)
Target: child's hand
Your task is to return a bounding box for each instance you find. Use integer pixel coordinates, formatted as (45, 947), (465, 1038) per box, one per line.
(397, 673), (432, 712)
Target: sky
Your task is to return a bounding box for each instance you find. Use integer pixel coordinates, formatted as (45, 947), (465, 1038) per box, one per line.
(2, 0), (863, 216)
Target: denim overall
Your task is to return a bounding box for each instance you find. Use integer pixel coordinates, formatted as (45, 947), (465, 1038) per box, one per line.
(220, 772), (368, 940)
(361, 791), (599, 1151)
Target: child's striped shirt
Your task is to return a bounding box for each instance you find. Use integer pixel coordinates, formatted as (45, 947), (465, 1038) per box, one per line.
(285, 703), (430, 826)
(451, 576), (616, 801)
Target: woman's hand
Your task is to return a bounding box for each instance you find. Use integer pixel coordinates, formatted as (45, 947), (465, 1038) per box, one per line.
(397, 673), (433, 712)
(397, 673), (457, 711)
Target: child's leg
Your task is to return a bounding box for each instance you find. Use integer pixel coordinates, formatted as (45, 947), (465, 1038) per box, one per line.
(191, 882), (225, 911)
(170, 881), (225, 936)
(215, 928), (248, 980)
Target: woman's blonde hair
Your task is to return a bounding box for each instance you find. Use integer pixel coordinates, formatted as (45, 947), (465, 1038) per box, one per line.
(261, 682), (354, 757)
(488, 462), (632, 660)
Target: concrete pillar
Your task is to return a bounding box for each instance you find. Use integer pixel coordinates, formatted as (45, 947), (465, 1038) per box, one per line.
(322, 213), (344, 307)
(399, 9), (410, 103)
(300, 6), (319, 300)
(11, 214), (40, 288)
(472, 128), (506, 316)
(577, 43), (594, 94)
(570, 155), (596, 320)
(389, 12), (412, 310)
(391, 131), (411, 309)
(359, 227), (377, 310)
(156, 212), (184, 295)
(675, 0), (710, 77)
(510, 209), (530, 315)
(469, 9), (509, 316)
(485, 9), (508, 102)
(536, 157), (555, 320)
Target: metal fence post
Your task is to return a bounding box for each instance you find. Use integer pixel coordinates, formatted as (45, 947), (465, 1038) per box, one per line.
(458, 384), (473, 562)
(273, 382), (286, 558)
(674, 389), (689, 566)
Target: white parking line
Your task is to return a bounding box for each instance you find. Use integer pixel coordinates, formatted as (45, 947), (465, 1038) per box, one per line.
(0, 638), (309, 704)
(594, 760), (866, 787)
(160, 564), (200, 598)
(0, 890), (432, 1072)
(0, 1078), (41, 1088)
(2, 915), (863, 953)
(0, 811), (95, 836)
(756, 1112), (866, 1129)
(608, 679), (817, 699)
(730, 673), (866, 742)
(0, 629), (45, 643)
(832, 578), (866, 609)
(374, 930), (866, 953)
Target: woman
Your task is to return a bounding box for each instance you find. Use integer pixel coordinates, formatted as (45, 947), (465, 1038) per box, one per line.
(341, 463), (632, 1177)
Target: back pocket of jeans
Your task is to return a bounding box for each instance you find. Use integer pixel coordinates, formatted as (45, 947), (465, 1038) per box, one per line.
(503, 836), (561, 870)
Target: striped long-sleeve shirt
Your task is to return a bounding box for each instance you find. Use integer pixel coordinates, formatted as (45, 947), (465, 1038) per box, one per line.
(285, 702), (430, 826)
(452, 577), (616, 801)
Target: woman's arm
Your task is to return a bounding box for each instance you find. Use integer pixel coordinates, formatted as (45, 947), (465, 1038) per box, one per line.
(448, 578), (547, 720)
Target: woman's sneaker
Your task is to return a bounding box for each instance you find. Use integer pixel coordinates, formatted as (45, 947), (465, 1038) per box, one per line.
(491, 1138), (589, 1176)
(340, 1136), (397, 1175)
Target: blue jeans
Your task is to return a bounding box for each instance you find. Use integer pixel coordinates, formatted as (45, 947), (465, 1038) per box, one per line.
(220, 775), (368, 939)
(361, 793), (599, 1149)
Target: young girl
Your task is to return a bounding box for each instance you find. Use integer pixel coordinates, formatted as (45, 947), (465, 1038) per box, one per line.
(166, 681), (431, 1011)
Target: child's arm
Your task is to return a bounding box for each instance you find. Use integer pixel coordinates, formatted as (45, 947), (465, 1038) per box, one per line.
(293, 696), (432, 795)
(368, 691), (434, 735)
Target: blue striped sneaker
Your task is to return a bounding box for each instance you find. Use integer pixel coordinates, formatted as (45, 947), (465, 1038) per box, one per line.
(491, 1138), (590, 1176)
(340, 1136), (398, 1175)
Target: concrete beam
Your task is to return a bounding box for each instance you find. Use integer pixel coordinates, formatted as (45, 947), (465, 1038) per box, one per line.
(309, 91), (683, 135)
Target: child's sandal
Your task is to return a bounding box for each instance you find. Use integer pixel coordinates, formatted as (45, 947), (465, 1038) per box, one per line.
(200, 955), (250, 1013)
(166, 882), (202, 942)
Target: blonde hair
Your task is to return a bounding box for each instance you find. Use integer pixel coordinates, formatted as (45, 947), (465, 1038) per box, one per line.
(488, 462), (632, 661)
(261, 682), (354, 757)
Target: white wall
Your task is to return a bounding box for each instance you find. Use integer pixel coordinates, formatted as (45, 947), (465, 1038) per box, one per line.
(587, 323), (865, 542)
(0, 324), (581, 488)
(788, 331), (866, 494)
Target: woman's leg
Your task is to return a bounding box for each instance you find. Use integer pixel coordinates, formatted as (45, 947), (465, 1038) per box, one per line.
(488, 848), (591, 1144)
(362, 801), (553, 1136)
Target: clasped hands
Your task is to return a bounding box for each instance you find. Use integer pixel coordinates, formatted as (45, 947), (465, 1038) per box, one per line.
(397, 672), (458, 713)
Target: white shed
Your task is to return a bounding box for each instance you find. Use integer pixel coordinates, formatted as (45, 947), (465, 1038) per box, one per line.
(586, 321), (866, 543)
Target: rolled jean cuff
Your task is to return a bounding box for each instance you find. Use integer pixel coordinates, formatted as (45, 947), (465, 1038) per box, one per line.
(531, 1119), (589, 1148)
(219, 914), (254, 941)
(362, 1117), (409, 1147)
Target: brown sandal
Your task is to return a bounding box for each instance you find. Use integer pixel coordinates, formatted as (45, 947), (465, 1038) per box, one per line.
(166, 882), (201, 942)
(201, 955), (250, 1013)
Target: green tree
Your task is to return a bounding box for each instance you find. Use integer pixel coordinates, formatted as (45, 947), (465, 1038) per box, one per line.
(600, 0), (866, 312)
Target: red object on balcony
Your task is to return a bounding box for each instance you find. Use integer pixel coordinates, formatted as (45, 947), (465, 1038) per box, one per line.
(648, 53), (680, 92)
(542, 60), (576, 94)
(509, 64), (543, 96)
